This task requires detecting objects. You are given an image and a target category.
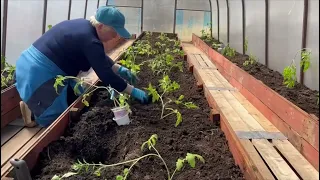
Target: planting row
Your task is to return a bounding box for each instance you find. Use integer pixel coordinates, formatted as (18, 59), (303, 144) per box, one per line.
(31, 32), (244, 179)
(200, 26), (319, 118)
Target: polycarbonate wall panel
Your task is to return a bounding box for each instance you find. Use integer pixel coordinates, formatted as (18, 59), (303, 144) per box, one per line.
(6, 0), (43, 65)
(99, 0), (106, 7)
(86, 0), (99, 19)
(228, 0), (243, 53)
(108, 0), (141, 7)
(1, 0), (4, 55)
(269, 0), (304, 83)
(304, 0), (319, 91)
(143, 0), (174, 33)
(218, 0), (228, 44)
(177, 0), (210, 11)
(117, 7), (142, 37)
(245, 0), (265, 64)
(212, 0), (219, 40)
(176, 11), (210, 41)
(45, 0), (69, 31)
(70, 0), (86, 19)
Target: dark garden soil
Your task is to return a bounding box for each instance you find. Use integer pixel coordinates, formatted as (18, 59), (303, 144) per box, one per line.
(31, 33), (244, 180)
(202, 37), (319, 118)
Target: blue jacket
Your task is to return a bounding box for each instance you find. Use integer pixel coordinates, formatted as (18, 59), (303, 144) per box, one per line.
(33, 18), (127, 91)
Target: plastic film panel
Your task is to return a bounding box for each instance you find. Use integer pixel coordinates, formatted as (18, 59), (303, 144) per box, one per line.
(70, 0), (86, 19)
(6, 0), (43, 65)
(117, 7), (141, 37)
(229, 0), (243, 53)
(176, 10), (211, 41)
(304, 0), (319, 91)
(177, 0), (210, 11)
(143, 0), (174, 33)
(99, 0), (106, 7)
(218, 0), (227, 44)
(1, 0), (4, 54)
(108, 0), (141, 7)
(245, 0), (265, 64)
(269, 0), (303, 83)
(86, 0), (99, 19)
(45, 0), (69, 31)
(212, 0), (219, 40)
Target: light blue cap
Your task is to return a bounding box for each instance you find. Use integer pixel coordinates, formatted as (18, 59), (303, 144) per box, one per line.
(95, 6), (131, 38)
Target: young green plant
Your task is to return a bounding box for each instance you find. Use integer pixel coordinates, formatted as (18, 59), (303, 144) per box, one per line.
(282, 48), (312, 88)
(149, 51), (183, 76)
(222, 44), (236, 57)
(52, 134), (205, 180)
(53, 75), (130, 110)
(243, 54), (257, 66)
(1, 55), (16, 88)
(145, 75), (198, 127)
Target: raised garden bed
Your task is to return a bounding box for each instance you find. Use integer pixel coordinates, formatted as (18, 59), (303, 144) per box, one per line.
(30, 32), (244, 180)
(192, 33), (319, 170)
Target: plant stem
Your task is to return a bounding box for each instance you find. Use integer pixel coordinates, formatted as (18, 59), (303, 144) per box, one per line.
(150, 144), (171, 180)
(161, 112), (175, 119)
(64, 76), (121, 106)
(170, 169), (178, 180)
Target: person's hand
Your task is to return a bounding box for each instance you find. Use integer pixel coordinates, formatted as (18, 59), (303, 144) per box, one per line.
(118, 66), (137, 85)
(131, 88), (151, 104)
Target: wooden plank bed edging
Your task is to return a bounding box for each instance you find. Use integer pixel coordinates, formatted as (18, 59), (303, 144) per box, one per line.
(1, 85), (21, 128)
(191, 33), (319, 170)
(181, 41), (319, 179)
(2, 34), (142, 178)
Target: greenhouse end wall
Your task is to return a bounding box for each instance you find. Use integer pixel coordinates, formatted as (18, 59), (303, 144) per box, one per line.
(0, 0), (319, 91)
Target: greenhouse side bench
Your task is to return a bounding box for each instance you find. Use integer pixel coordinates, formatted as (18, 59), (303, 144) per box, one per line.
(181, 42), (319, 180)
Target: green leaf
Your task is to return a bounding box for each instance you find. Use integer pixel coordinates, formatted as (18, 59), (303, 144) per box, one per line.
(123, 168), (129, 176)
(175, 111), (182, 127)
(51, 175), (61, 180)
(116, 175), (124, 180)
(82, 94), (90, 106)
(61, 172), (77, 178)
(176, 159), (185, 171)
(93, 169), (101, 177)
(184, 102), (198, 109)
(53, 75), (66, 94)
(185, 153), (205, 168)
(145, 83), (160, 103)
(186, 153), (196, 168)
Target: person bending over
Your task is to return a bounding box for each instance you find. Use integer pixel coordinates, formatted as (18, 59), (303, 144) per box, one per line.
(15, 6), (149, 127)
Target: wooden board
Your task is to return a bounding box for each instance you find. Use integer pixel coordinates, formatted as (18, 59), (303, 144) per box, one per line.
(1, 129), (45, 177)
(205, 70), (266, 132)
(252, 139), (300, 180)
(240, 139), (276, 180)
(232, 92), (280, 133)
(273, 139), (319, 180)
(1, 125), (23, 146)
(1, 127), (42, 166)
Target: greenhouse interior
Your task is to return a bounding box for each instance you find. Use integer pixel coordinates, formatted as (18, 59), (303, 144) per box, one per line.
(1, 0), (319, 179)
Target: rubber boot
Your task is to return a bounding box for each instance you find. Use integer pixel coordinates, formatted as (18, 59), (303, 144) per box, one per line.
(19, 101), (37, 127)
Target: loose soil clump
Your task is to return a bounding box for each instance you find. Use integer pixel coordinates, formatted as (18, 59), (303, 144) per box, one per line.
(31, 33), (244, 180)
(202, 37), (319, 118)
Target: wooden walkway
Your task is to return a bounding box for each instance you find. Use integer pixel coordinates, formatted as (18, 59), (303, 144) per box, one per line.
(1, 39), (134, 178)
(182, 42), (319, 180)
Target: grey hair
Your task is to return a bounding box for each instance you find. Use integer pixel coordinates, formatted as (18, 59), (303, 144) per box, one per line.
(89, 15), (101, 26)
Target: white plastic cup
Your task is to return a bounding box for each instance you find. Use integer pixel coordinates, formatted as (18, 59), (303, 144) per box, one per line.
(111, 106), (127, 119)
(113, 113), (131, 126)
